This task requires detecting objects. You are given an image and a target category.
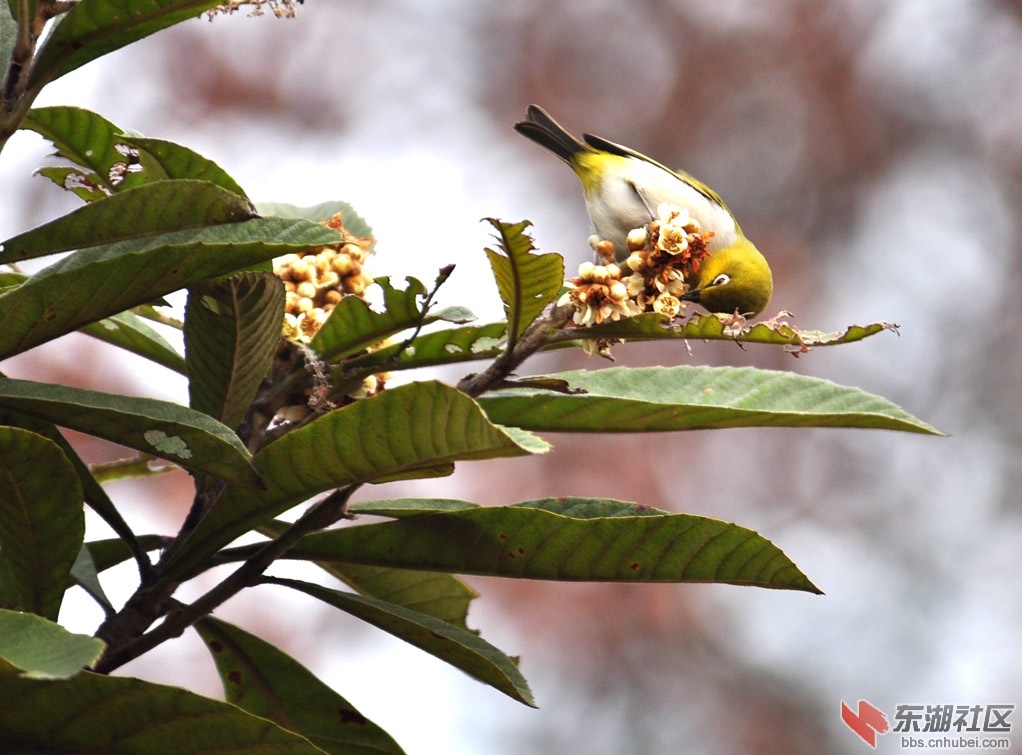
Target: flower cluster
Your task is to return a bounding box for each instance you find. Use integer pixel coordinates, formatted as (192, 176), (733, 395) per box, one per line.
(274, 213), (374, 343)
(560, 202), (713, 328)
(206, 0), (302, 20)
(271, 213), (383, 423)
(559, 261), (642, 327)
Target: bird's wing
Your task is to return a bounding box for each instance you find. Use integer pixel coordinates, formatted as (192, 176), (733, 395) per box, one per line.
(626, 179), (659, 219)
(582, 133), (728, 210)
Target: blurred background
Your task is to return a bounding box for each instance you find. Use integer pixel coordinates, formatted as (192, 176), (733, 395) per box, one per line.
(2, 1), (1021, 752)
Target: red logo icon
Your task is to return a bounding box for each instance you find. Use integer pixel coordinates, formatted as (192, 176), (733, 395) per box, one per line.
(841, 699), (890, 748)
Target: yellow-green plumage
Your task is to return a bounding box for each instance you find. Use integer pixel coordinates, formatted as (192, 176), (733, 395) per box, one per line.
(514, 105), (773, 316)
(686, 237), (773, 316)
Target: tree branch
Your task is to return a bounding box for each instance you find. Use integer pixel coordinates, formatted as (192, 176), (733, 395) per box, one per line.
(91, 486), (356, 674)
(458, 304), (572, 398)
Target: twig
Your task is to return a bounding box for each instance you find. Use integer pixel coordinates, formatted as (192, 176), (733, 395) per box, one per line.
(92, 486), (356, 674)
(235, 339), (305, 452)
(458, 303), (572, 398)
(388, 264), (455, 359)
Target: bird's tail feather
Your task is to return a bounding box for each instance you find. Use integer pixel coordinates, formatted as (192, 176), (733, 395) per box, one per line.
(513, 105), (587, 164)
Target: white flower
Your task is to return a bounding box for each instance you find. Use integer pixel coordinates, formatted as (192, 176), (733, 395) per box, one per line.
(349, 375), (378, 399)
(557, 287), (575, 309)
(654, 202), (703, 254)
(657, 202), (694, 229)
(657, 225), (690, 255)
(652, 267), (687, 296)
(652, 293), (682, 318)
(625, 273), (646, 298)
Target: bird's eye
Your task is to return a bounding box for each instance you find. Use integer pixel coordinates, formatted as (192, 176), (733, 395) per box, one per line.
(712, 273), (730, 287)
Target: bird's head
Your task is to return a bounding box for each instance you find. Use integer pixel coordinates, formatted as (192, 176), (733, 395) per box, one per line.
(681, 237), (773, 316)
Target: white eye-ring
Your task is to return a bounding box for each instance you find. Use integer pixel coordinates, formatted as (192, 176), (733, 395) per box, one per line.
(712, 273), (730, 287)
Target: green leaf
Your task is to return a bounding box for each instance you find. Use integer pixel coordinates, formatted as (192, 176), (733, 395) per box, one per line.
(369, 462), (456, 484)
(23, 110), (245, 201)
(259, 520), (476, 629)
(0, 378), (263, 488)
(196, 616), (405, 755)
(0, 216), (343, 359)
(1, 3), (16, 69)
(0, 271), (25, 291)
(512, 497), (672, 517)
(255, 200), (374, 243)
(348, 321), (507, 374)
(0, 428), (84, 619)
(569, 311), (899, 350)
(325, 565), (477, 631)
(124, 135), (248, 196)
(270, 500), (819, 592)
(185, 272), (285, 431)
(28, 0), (223, 88)
(80, 310), (187, 375)
(0, 609), (104, 678)
(311, 276), (426, 361)
(0, 557), (19, 609)
(23, 106), (151, 197)
(33, 166), (109, 202)
(84, 535), (166, 573)
(0, 409), (144, 565)
(67, 545), (113, 613)
(67, 534), (166, 612)
(271, 578), (536, 707)
(477, 365), (944, 435)
(164, 381), (548, 580)
(349, 498), (480, 518)
(483, 218), (563, 344)
(0, 180), (257, 264)
(433, 305), (476, 323)
(0, 670), (323, 751)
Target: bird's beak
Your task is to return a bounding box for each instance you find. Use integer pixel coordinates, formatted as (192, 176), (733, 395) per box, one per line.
(680, 288), (703, 303)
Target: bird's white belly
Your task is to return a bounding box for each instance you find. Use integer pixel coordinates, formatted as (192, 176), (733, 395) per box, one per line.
(583, 159), (737, 253)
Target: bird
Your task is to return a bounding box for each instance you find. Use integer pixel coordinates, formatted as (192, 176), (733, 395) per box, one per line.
(514, 105), (773, 316)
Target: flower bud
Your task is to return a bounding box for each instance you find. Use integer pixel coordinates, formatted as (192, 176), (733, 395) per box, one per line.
(626, 228), (647, 250)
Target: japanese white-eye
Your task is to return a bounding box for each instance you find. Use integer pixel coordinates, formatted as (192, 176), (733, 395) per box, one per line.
(514, 105), (773, 316)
